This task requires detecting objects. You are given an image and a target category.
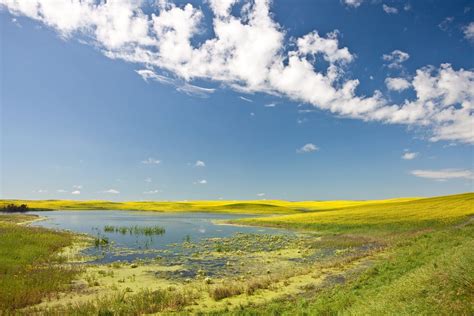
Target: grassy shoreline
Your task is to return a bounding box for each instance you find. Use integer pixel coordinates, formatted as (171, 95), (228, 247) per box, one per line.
(0, 214), (84, 311)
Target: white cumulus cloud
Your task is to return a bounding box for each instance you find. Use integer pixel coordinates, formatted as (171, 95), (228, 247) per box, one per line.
(343, 0), (364, 8)
(385, 77), (411, 91)
(71, 190), (81, 195)
(383, 50), (410, 69)
(402, 152), (418, 160)
(194, 160), (206, 167)
(297, 143), (319, 153)
(1, 0), (472, 144)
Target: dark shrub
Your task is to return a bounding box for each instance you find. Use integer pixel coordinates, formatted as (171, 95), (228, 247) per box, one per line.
(2, 203), (29, 213)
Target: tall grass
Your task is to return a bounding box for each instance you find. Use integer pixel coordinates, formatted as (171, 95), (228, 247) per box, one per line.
(0, 220), (80, 311)
(36, 288), (196, 315)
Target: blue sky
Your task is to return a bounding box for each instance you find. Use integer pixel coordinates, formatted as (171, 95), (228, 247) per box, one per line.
(1, 0), (473, 201)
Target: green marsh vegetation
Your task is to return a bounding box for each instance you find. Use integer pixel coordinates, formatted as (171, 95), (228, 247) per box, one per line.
(103, 224), (165, 236)
(214, 222), (474, 315)
(94, 234), (110, 247)
(208, 193), (474, 315)
(0, 214), (81, 311)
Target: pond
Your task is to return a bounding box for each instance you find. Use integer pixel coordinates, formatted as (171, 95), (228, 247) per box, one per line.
(30, 210), (292, 264)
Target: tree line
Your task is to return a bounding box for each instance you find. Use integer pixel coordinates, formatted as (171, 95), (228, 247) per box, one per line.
(1, 204), (29, 213)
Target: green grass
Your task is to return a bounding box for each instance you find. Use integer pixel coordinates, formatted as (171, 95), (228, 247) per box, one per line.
(0, 215), (80, 311)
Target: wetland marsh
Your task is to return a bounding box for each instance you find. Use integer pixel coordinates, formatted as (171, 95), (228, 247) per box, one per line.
(1, 193), (473, 315)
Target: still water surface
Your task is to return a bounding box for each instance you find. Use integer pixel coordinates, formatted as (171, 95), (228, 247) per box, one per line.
(31, 210), (289, 263)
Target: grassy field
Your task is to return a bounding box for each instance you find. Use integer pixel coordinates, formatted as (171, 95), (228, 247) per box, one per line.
(0, 214), (81, 311)
(0, 192), (472, 314)
(0, 197), (420, 214)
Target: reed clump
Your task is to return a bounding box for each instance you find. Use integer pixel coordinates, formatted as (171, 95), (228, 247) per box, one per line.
(103, 225), (165, 236)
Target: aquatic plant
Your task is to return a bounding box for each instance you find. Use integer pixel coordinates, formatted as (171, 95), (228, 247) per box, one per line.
(102, 225), (165, 236)
(183, 234), (192, 243)
(103, 225), (115, 232)
(94, 235), (109, 247)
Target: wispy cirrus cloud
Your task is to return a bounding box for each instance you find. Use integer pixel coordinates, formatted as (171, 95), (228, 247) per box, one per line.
(141, 157), (161, 165)
(2, 0), (472, 143)
(438, 17), (454, 32)
(411, 169), (474, 181)
(143, 189), (161, 194)
(402, 151), (418, 160)
(464, 22), (474, 42)
(102, 189), (120, 194)
(239, 96), (253, 103)
(382, 4), (398, 14)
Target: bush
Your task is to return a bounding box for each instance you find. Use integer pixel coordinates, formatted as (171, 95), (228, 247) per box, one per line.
(1, 204), (29, 213)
